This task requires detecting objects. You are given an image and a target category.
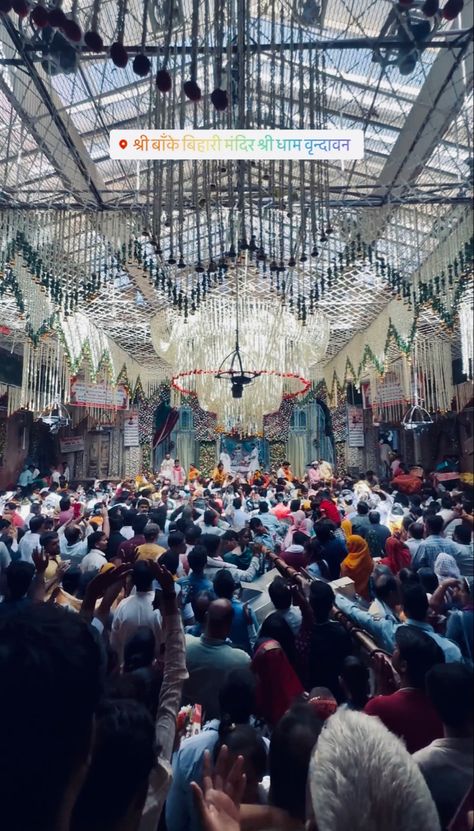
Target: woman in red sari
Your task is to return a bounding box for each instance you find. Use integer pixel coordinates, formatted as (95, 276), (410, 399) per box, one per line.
(251, 638), (304, 727)
(380, 536), (412, 575)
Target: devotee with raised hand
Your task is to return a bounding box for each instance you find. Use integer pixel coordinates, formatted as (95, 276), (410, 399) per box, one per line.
(166, 668), (258, 831)
(110, 560), (163, 665)
(72, 561), (187, 831)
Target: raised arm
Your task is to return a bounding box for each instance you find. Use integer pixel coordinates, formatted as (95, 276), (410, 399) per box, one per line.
(139, 562), (188, 831)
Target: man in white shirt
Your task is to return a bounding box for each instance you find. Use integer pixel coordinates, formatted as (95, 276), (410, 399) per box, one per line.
(225, 497), (248, 532)
(50, 466), (61, 485)
(43, 484), (62, 511)
(80, 530), (109, 573)
(159, 453), (174, 479)
(110, 561), (163, 664)
(19, 515), (48, 564)
(267, 575), (302, 635)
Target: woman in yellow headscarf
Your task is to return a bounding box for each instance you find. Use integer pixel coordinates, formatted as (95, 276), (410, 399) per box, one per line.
(340, 535), (373, 600)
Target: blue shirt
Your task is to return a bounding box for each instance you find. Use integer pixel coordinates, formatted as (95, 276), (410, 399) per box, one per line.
(335, 594), (462, 663)
(166, 722), (220, 831)
(229, 599), (258, 654)
(412, 535), (460, 571)
(178, 572), (214, 605)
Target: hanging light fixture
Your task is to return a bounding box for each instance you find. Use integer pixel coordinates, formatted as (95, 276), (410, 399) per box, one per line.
(401, 336), (433, 431)
(37, 395), (71, 434)
(215, 260), (261, 399)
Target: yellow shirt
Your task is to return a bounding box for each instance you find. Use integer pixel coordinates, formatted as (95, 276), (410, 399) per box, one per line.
(211, 468), (226, 486)
(136, 543), (167, 562)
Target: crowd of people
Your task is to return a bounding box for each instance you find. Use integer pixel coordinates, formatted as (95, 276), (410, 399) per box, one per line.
(1, 454), (473, 831)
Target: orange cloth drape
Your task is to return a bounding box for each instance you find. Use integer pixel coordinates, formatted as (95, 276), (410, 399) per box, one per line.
(341, 535), (373, 600)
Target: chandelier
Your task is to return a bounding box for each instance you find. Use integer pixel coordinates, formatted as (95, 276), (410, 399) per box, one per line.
(37, 395), (71, 434)
(151, 258), (329, 432)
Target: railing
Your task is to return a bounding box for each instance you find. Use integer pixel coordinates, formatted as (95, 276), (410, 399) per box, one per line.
(265, 550), (398, 690)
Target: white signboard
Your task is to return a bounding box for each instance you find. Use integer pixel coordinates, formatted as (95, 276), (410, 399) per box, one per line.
(123, 411), (139, 447)
(70, 379), (129, 410)
(347, 406), (365, 448)
(110, 129), (364, 161)
(60, 436), (85, 453)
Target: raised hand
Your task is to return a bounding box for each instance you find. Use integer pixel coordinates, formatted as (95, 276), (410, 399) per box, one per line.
(191, 747), (245, 831)
(86, 562), (132, 600)
(147, 560), (175, 595)
(32, 547), (49, 574)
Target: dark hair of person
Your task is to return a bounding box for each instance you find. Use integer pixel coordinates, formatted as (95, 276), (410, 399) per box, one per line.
(258, 612), (297, 670)
(168, 531), (185, 549)
(61, 565), (82, 596)
(309, 579), (335, 623)
(29, 515), (46, 534)
(203, 509), (216, 526)
(395, 625), (444, 688)
(187, 545), (208, 573)
(87, 530), (106, 552)
(39, 531), (58, 550)
(357, 501), (369, 516)
(218, 668), (257, 726)
(417, 568), (439, 595)
(59, 497), (71, 512)
(185, 524), (202, 544)
(108, 512), (124, 533)
(148, 507), (167, 532)
(292, 530), (309, 547)
(339, 656), (370, 710)
(258, 500), (269, 513)
(398, 568), (420, 586)
(214, 568), (235, 600)
(200, 533), (221, 557)
(123, 627), (155, 673)
(221, 529), (238, 542)
(233, 497), (242, 510)
(192, 590), (215, 623)
(393, 492), (409, 508)
(249, 516), (264, 532)
(374, 573), (398, 602)
(131, 513), (149, 535)
(5, 561), (35, 599)
(268, 576), (291, 610)
(425, 514), (444, 536)
(454, 524), (472, 545)
(160, 550), (179, 575)
(425, 663), (473, 729)
(269, 703), (322, 821)
(408, 521), (424, 540)
(401, 583), (429, 621)
(64, 524), (82, 545)
(440, 494), (453, 509)
(290, 499), (301, 513)
(214, 723), (267, 782)
(314, 520), (336, 544)
(369, 511), (380, 524)
(132, 561), (154, 593)
(71, 698), (155, 831)
(0, 605), (104, 831)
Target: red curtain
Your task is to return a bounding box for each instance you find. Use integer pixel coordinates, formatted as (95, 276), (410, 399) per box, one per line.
(152, 406), (179, 449)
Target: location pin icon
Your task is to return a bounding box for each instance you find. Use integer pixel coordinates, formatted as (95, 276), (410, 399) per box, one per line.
(119, 139), (128, 149)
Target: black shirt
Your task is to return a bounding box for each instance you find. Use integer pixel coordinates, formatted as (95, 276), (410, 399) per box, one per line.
(309, 620), (353, 700)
